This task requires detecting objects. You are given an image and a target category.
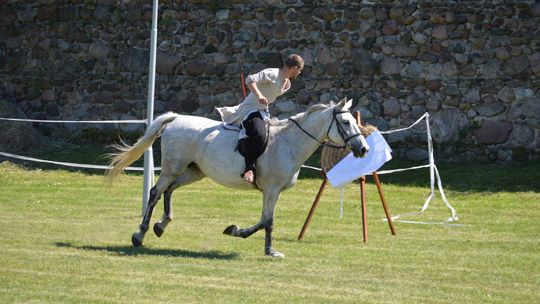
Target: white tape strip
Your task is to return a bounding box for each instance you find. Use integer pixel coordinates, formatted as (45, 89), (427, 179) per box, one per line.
(302, 164), (432, 174)
(300, 165), (322, 171)
(0, 151), (161, 172)
(387, 113), (458, 222)
(373, 164), (431, 175)
(379, 113), (428, 135)
(0, 117), (146, 124)
(390, 219), (469, 227)
(434, 164), (458, 221)
(1, 112), (458, 223)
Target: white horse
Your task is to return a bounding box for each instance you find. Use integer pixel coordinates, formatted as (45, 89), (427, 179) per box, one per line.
(107, 98), (369, 257)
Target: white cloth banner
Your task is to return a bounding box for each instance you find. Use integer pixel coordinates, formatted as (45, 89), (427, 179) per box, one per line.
(326, 131), (392, 188)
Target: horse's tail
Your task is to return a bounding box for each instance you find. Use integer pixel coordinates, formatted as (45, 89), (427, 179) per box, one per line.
(106, 112), (179, 184)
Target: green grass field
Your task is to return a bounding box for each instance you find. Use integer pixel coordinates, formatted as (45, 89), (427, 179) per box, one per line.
(0, 160), (539, 303)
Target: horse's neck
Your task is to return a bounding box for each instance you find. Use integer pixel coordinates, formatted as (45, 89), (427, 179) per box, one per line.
(276, 111), (331, 167)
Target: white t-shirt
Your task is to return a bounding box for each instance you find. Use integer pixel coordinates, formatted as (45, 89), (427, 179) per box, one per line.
(216, 68), (290, 125)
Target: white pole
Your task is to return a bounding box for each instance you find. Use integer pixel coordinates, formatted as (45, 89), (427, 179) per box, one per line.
(421, 113), (435, 212)
(142, 0), (159, 216)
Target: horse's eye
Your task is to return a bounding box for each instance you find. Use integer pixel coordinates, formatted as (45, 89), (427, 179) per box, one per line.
(343, 120), (350, 125)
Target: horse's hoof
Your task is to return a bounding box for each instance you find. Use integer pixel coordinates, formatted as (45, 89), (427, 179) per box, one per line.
(266, 250), (285, 258)
(223, 225), (239, 236)
(153, 223), (164, 238)
(131, 233), (143, 247)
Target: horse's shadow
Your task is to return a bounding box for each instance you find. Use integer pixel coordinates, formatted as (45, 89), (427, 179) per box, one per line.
(55, 242), (239, 260)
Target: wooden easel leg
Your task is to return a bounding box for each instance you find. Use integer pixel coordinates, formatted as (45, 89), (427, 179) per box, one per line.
(298, 177), (328, 240)
(373, 173), (396, 236)
(360, 176), (368, 243)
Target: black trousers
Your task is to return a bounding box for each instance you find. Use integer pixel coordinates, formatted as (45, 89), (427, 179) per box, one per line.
(238, 111), (267, 174)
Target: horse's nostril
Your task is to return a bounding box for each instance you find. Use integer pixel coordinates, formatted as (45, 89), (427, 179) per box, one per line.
(361, 147), (368, 155)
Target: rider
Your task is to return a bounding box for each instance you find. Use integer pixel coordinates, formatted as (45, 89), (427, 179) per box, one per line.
(217, 54), (304, 183)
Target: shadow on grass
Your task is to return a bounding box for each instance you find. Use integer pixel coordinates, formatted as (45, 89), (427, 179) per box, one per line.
(55, 242), (239, 260)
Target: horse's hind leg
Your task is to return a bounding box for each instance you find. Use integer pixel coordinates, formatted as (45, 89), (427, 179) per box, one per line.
(152, 186), (173, 238)
(153, 166), (204, 238)
(132, 171), (179, 247)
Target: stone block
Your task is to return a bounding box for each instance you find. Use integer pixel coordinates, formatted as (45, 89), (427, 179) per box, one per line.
(89, 39), (109, 60)
(474, 103), (506, 117)
(406, 148), (428, 161)
(432, 26), (448, 40)
(431, 108), (468, 143)
(380, 57), (401, 75)
(382, 20), (399, 35)
(383, 98), (400, 117)
(505, 55), (530, 75)
(510, 124), (535, 146)
(156, 52), (183, 75)
(473, 120), (513, 144)
(530, 53), (540, 76)
(424, 80), (441, 92)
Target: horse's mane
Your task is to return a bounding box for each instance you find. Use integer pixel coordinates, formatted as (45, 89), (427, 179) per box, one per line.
(359, 123), (378, 136)
(269, 103), (331, 128)
(269, 102), (377, 136)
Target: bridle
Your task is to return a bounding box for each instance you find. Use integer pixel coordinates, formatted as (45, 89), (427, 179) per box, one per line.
(289, 109), (363, 149)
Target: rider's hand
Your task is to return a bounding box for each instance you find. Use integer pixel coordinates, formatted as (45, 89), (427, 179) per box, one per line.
(258, 95), (269, 105)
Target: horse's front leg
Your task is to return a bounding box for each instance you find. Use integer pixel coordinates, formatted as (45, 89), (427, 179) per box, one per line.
(261, 189), (283, 258)
(223, 222), (264, 239)
(223, 189), (283, 258)
(223, 193), (279, 247)
(223, 189), (283, 257)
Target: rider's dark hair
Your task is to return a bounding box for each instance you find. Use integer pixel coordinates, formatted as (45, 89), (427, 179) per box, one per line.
(284, 54), (304, 69)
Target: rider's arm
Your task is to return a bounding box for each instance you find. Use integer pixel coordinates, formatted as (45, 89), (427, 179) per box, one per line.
(246, 81), (268, 105)
(246, 69), (276, 105)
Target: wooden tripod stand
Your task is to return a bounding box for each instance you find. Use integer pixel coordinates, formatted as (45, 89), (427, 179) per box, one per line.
(297, 112), (397, 243)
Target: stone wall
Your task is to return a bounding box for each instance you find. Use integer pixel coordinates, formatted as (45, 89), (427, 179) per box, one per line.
(1, 0), (539, 162)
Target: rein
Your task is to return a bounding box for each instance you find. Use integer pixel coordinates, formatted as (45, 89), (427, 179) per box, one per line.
(289, 118), (345, 149)
(289, 109), (361, 149)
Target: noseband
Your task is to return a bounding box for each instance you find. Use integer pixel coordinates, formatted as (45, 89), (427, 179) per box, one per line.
(329, 110), (363, 145)
(289, 109), (362, 149)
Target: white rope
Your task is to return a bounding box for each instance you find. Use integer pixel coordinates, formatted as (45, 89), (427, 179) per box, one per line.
(0, 151), (161, 172)
(390, 219), (469, 227)
(0, 112), (458, 223)
(379, 113), (428, 134)
(388, 113), (458, 223)
(0, 117), (146, 124)
(300, 164), (322, 171)
(316, 112), (457, 223)
(373, 164), (431, 175)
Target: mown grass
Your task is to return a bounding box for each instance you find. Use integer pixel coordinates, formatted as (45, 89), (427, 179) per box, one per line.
(0, 160), (539, 303)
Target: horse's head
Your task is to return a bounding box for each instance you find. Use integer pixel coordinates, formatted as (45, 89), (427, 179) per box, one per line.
(327, 98), (370, 158)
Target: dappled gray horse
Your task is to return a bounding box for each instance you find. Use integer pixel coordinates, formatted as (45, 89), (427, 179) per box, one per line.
(107, 98), (369, 257)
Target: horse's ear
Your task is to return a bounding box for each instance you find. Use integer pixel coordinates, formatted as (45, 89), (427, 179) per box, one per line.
(337, 98), (353, 111)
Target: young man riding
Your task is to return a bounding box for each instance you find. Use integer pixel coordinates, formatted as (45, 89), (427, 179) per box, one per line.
(217, 54), (304, 183)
